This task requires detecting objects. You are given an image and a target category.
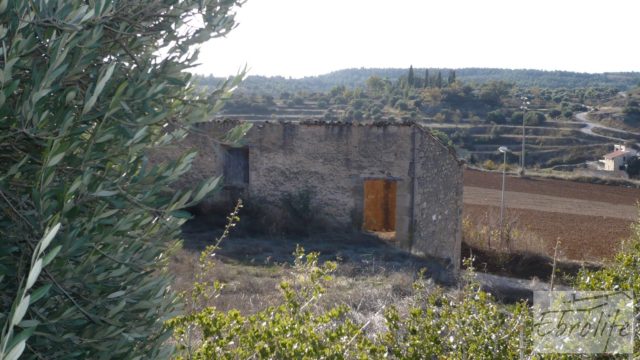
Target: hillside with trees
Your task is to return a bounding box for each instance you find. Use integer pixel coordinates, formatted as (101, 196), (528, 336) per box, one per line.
(196, 67), (640, 95)
(212, 66), (630, 169)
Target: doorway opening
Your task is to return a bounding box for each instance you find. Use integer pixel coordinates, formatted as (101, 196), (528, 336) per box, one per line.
(363, 179), (397, 241)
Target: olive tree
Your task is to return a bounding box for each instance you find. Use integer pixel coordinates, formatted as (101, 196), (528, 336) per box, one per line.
(0, 0), (244, 358)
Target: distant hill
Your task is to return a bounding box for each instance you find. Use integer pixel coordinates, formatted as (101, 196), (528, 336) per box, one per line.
(195, 68), (640, 94)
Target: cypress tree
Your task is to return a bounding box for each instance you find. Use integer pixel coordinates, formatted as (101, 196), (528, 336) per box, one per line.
(408, 65), (415, 87)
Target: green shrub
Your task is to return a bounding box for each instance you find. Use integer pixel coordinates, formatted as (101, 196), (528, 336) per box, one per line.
(574, 219), (640, 355)
(511, 111), (524, 123)
(487, 110), (507, 124)
(394, 99), (410, 111)
(382, 266), (529, 359)
(549, 109), (562, 119)
(524, 111), (546, 126)
(317, 99), (329, 108)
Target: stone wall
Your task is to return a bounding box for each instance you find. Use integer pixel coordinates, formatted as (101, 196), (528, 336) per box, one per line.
(165, 120), (463, 267)
(412, 125), (463, 267)
(239, 122), (414, 242)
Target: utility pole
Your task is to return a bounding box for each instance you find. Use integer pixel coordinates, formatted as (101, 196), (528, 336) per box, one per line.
(498, 146), (509, 245)
(519, 96), (529, 177)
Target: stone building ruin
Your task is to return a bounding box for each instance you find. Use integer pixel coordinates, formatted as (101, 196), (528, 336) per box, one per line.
(177, 120), (463, 268)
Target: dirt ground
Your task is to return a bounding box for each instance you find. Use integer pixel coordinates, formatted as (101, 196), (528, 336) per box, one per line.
(463, 169), (640, 262)
(170, 219), (455, 315)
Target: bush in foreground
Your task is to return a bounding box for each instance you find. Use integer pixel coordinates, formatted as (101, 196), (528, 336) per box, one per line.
(169, 242), (531, 359)
(0, 1), (244, 358)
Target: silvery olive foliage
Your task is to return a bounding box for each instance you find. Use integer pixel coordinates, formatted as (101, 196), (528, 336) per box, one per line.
(0, 0), (245, 358)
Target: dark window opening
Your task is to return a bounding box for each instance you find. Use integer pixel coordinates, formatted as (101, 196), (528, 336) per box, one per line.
(223, 147), (249, 187)
(363, 179), (397, 241)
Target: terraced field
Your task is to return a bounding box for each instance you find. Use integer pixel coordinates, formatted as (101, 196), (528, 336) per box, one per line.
(218, 100), (628, 169)
(463, 169), (640, 262)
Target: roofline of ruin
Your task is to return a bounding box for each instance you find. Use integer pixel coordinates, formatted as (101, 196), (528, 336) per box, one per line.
(210, 117), (464, 166)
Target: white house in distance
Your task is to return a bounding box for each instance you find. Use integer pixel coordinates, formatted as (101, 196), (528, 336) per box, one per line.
(602, 145), (637, 171)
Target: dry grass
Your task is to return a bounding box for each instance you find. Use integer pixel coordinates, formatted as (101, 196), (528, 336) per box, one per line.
(461, 205), (607, 282)
(170, 245), (430, 337)
(171, 252), (286, 313)
(462, 208), (547, 256)
(170, 220), (453, 322)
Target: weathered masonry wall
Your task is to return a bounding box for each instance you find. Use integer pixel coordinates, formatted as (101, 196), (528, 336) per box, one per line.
(169, 120), (463, 267)
(227, 122), (414, 244)
(412, 125), (463, 267)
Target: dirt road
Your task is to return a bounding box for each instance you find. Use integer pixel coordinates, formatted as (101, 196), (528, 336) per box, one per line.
(575, 111), (639, 142)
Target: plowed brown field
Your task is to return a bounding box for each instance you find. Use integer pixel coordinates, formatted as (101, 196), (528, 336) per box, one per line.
(463, 169), (640, 262)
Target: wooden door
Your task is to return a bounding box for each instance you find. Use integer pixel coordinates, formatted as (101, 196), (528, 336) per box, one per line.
(363, 179), (397, 232)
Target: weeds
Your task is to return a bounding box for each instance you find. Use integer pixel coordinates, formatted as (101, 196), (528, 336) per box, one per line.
(171, 200), (243, 355)
(462, 210), (545, 255)
(280, 188), (320, 235)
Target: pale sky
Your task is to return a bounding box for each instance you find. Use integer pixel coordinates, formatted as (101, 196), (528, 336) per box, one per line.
(194, 0), (640, 78)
